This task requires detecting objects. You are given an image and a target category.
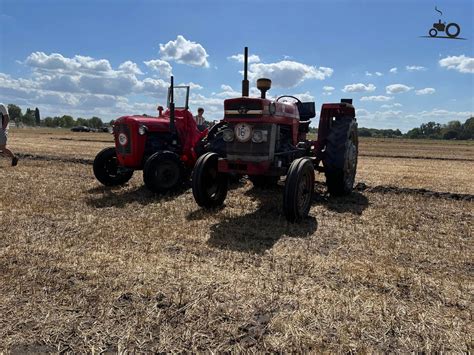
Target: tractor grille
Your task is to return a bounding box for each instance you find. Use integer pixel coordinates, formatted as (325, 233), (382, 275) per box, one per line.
(226, 123), (276, 162)
(115, 124), (132, 155)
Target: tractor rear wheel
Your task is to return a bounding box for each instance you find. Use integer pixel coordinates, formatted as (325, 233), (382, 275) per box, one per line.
(192, 152), (228, 208)
(283, 158), (315, 222)
(324, 117), (358, 196)
(248, 175), (279, 188)
(93, 147), (133, 186)
(143, 151), (184, 193)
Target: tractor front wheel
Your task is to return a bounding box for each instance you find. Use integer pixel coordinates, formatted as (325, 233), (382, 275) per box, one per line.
(143, 151), (184, 193)
(324, 117), (358, 196)
(192, 152), (228, 208)
(283, 158), (315, 222)
(93, 147), (133, 186)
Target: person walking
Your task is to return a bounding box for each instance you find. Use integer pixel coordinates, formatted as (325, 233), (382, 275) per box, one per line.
(194, 107), (206, 132)
(0, 103), (19, 166)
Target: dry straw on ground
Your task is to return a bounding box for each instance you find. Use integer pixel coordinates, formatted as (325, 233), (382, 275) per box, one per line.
(0, 128), (472, 352)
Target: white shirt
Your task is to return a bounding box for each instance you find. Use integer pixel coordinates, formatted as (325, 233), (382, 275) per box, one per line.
(195, 114), (205, 126)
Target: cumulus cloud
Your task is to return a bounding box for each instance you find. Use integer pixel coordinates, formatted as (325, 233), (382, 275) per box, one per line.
(144, 59), (173, 78)
(247, 60), (333, 88)
(342, 83), (376, 93)
(323, 86), (335, 91)
(389, 67), (398, 74)
(406, 65), (426, 72)
(360, 95), (393, 102)
(159, 35), (209, 67)
(26, 52), (113, 73)
(179, 82), (203, 90)
(439, 55), (474, 74)
(118, 61), (143, 75)
(415, 87), (436, 95)
(228, 53), (260, 63)
(386, 84), (413, 94)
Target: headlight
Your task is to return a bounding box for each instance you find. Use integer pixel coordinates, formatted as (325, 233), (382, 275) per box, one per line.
(252, 129), (268, 143)
(138, 125), (147, 135)
(223, 129), (234, 142)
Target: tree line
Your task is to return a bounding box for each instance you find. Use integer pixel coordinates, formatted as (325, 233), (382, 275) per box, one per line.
(356, 117), (473, 140)
(5, 103), (473, 140)
(6, 104), (107, 129)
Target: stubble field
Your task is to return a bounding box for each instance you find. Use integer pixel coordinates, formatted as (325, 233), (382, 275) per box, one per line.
(0, 127), (473, 352)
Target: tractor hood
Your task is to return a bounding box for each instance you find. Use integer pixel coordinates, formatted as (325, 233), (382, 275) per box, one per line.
(115, 114), (171, 132)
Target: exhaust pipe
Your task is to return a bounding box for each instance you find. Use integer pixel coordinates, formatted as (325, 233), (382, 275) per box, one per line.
(169, 76), (175, 133)
(242, 47), (249, 97)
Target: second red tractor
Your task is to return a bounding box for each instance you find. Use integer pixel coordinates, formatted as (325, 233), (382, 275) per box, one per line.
(192, 47), (359, 222)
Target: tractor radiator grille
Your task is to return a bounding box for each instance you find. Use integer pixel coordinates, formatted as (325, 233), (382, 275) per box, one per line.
(225, 123), (276, 162)
(115, 124), (132, 155)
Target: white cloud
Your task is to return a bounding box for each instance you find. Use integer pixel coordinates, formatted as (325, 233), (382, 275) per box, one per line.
(365, 71), (383, 77)
(406, 65), (426, 72)
(342, 83), (376, 93)
(381, 103), (403, 108)
(144, 59), (173, 78)
(159, 35), (209, 67)
(386, 84), (413, 94)
(360, 95), (393, 102)
(228, 53), (261, 63)
(439, 55), (474, 74)
(178, 82), (203, 90)
(389, 67), (398, 74)
(118, 61), (143, 75)
(415, 87), (436, 95)
(25, 52), (115, 75)
(323, 86), (335, 91)
(247, 60), (333, 88)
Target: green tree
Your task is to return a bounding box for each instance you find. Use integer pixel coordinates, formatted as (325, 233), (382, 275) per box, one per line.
(460, 117), (474, 139)
(34, 107), (41, 126)
(88, 116), (104, 129)
(43, 117), (55, 127)
(61, 115), (75, 127)
(22, 108), (36, 126)
(7, 104), (22, 122)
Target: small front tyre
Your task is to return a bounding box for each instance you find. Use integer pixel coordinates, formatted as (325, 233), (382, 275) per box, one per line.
(93, 147), (133, 186)
(283, 158), (315, 223)
(143, 151), (184, 193)
(192, 152), (228, 208)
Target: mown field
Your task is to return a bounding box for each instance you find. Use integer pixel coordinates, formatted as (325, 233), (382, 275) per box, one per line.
(0, 127), (473, 352)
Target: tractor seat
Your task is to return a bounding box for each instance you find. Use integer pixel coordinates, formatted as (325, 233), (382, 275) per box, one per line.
(296, 101), (316, 121)
(296, 101), (315, 133)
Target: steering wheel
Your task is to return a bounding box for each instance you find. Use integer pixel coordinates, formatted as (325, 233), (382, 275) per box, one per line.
(276, 95), (301, 103)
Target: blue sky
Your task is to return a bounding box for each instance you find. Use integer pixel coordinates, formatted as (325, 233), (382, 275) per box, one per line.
(0, 0), (473, 130)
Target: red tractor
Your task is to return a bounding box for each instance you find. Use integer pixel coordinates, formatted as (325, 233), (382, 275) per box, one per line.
(192, 47), (358, 222)
(93, 77), (207, 193)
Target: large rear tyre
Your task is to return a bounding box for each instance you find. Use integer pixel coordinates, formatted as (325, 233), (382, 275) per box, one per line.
(192, 152), (228, 208)
(446, 23), (460, 38)
(248, 175), (279, 188)
(324, 117), (358, 196)
(143, 151), (183, 193)
(283, 158), (315, 223)
(93, 147), (133, 186)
